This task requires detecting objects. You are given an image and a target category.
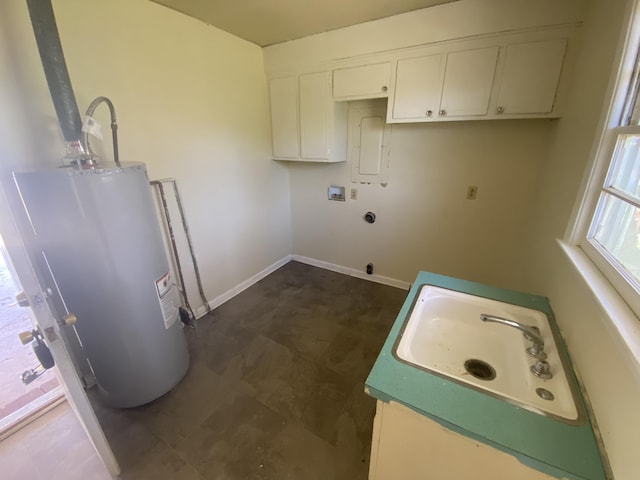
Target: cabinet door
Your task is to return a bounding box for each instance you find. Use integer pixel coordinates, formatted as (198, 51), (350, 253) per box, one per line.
(439, 47), (499, 117)
(333, 63), (391, 100)
(299, 71), (329, 160)
(494, 39), (567, 115)
(392, 54), (443, 120)
(269, 76), (298, 159)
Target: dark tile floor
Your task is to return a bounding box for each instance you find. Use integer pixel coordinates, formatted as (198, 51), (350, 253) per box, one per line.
(90, 261), (408, 480)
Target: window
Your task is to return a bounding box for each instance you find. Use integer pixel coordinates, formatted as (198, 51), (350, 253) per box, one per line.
(575, 1), (640, 317)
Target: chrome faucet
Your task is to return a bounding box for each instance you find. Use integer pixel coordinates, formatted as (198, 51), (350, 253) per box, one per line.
(479, 314), (546, 360)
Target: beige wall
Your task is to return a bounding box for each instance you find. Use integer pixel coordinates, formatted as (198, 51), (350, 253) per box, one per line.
(0, 0), (292, 309)
(289, 118), (553, 287)
(523, 0), (640, 478)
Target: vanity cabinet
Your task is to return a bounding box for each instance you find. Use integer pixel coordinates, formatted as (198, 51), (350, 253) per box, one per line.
(369, 401), (558, 480)
(268, 72), (347, 162)
(332, 62), (391, 100)
(366, 271), (607, 480)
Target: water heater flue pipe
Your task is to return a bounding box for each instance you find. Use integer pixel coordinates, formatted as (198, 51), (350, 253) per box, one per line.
(26, 0), (83, 143)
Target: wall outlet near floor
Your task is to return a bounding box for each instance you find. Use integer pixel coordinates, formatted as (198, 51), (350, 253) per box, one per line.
(350, 188), (358, 200)
(466, 186), (478, 200)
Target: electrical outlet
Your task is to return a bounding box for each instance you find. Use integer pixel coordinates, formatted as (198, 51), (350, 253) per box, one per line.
(350, 188), (358, 200)
(467, 186), (478, 200)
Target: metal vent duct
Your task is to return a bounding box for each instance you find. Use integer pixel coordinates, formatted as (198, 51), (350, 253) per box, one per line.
(26, 0), (82, 142)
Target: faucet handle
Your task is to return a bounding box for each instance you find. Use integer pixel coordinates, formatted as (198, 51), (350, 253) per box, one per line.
(531, 359), (552, 379)
(525, 326), (547, 360)
(527, 344), (547, 361)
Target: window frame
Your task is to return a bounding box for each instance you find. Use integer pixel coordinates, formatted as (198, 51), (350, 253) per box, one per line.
(569, 0), (640, 319)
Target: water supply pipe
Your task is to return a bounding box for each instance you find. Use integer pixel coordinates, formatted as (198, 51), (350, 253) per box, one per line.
(82, 96), (120, 166)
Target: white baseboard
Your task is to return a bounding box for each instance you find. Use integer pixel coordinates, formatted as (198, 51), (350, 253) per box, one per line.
(195, 254), (292, 318)
(292, 255), (411, 290)
(194, 254), (409, 318)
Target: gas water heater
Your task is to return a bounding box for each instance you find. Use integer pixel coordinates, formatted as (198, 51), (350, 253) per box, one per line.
(14, 162), (190, 407)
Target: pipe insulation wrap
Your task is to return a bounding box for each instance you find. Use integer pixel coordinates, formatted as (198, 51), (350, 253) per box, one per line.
(27, 0), (83, 142)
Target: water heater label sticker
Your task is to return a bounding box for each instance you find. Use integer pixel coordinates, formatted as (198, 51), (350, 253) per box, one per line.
(155, 272), (179, 330)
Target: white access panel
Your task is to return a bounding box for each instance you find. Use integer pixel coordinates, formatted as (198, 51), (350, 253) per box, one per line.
(349, 101), (391, 183)
(495, 39), (567, 114)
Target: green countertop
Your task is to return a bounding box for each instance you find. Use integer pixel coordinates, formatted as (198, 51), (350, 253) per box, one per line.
(365, 271), (606, 480)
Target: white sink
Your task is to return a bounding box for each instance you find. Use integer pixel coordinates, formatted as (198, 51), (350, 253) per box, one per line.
(394, 285), (580, 422)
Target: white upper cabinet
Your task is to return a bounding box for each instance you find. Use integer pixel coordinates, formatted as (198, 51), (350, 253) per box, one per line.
(333, 63), (391, 100)
(269, 76), (299, 159)
(392, 54), (444, 120)
(439, 47), (499, 118)
(268, 71), (347, 162)
(387, 32), (571, 123)
(491, 39), (567, 115)
(269, 30), (575, 154)
(299, 72), (329, 159)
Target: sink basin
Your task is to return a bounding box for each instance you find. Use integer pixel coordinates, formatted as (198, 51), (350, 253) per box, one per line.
(393, 285), (580, 423)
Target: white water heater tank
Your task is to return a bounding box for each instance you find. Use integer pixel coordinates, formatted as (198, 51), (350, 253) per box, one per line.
(14, 162), (190, 407)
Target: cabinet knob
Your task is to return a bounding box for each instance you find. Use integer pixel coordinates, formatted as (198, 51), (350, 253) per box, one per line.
(381, 85), (388, 92)
(439, 109), (447, 116)
(426, 110), (433, 117)
(497, 106), (505, 114)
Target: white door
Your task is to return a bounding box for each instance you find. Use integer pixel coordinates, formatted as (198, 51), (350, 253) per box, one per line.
(0, 182), (120, 477)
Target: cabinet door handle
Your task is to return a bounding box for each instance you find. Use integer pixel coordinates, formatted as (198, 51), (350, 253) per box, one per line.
(439, 109), (447, 116)
(426, 110), (433, 117)
(381, 85), (388, 92)
(497, 106), (505, 114)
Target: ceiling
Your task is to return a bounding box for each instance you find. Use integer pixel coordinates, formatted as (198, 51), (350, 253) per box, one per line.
(150, 0), (459, 47)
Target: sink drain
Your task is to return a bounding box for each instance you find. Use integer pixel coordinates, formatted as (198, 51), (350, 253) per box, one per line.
(464, 359), (496, 381)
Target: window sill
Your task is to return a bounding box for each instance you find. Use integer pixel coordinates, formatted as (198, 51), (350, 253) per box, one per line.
(558, 239), (640, 373)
